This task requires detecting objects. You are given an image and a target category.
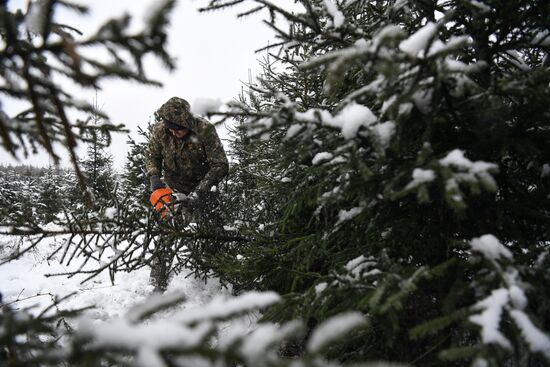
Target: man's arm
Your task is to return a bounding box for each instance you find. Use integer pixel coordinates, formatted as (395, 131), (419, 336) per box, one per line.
(195, 122), (229, 194)
(145, 124), (164, 183)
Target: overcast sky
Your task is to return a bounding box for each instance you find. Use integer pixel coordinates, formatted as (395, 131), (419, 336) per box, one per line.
(2, 0), (291, 169)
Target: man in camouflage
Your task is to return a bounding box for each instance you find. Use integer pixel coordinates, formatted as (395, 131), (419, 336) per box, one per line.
(145, 96), (229, 292)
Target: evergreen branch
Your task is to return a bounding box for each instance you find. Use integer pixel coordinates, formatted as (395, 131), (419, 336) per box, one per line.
(49, 86), (94, 207)
(0, 108), (17, 156)
(198, 0), (245, 12)
(237, 5), (264, 18)
(57, 0), (89, 15)
(0, 291), (56, 307)
(254, 0), (318, 33)
(22, 59), (58, 163)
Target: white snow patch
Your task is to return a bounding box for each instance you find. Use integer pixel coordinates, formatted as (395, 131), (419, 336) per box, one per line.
(286, 124), (303, 139)
(78, 317), (212, 364)
(509, 310), (550, 359)
(176, 291), (280, 324)
(294, 103), (378, 140)
(405, 168), (436, 190)
(399, 22), (438, 57)
(372, 121), (395, 148)
(241, 321), (302, 364)
(440, 149), (498, 177)
(472, 358), (489, 367)
(324, 0), (345, 28)
(344, 255), (379, 280)
(329, 103), (377, 139)
(312, 152), (334, 165)
(470, 0), (492, 13)
(373, 25), (405, 47)
(508, 285), (527, 310)
(125, 291), (186, 323)
(104, 207), (117, 219)
(307, 312), (366, 352)
(470, 234), (512, 261)
(315, 282), (328, 294)
(336, 207), (363, 225)
(469, 288), (512, 349)
(345, 255), (368, 273)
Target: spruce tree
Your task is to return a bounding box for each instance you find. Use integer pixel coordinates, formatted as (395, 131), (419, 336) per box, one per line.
(122, 125), (151, 206)
(80, 127), (116, 208)
(201, 0), (550, 365)
(36, 164), (62, 224)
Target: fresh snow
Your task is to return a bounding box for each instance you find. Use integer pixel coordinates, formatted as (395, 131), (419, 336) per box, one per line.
(399, 22), (438, 57)
(440, 149), (497, 173)
(315, 282), (328, 294)
(508, 285), (527, 310)
(104, 207), (117, 219)
(312, 152), (334, 165)
(470, 0), (492, 13)
(323, 0), (345, 28)
(405, 168), (436, 190)
(286, 124), (303, 139)
(336, 207), (363, 225)
(470, 234), (512, 261)
(344, 255), (380, 280)
(372, 121), (395, 148)
(240, 321), (302, 364)
(509, 310), (550, 359)
(328, 102), (378, 139)
(175, 291), (281, 324)
(469, 288), (513, 349)
(0, 234), (233, 330)
(294, 102), (380, 140)
(307, 312), (366, 352)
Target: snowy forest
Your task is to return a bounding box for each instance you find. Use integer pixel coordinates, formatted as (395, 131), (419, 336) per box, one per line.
(1, 0), (550, 366)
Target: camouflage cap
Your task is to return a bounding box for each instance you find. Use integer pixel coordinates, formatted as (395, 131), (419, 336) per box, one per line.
(157, 97), (192, 128)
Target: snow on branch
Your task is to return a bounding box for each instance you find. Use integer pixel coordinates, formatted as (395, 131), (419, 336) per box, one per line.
(307, 312), (366, 352)
(176, 291), (281, 324)
(469, 288), (513, 349)
(470, 234), (512, 262)
(467, 234), (550, 361)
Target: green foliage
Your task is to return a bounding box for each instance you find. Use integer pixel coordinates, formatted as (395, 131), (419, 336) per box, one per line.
(202, 0), (550, 365)
(36, 165), (63, 223)
(122, 126), (151, 206)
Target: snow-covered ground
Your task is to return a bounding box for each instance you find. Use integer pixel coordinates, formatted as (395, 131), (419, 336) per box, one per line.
(0, 234), (232, 320)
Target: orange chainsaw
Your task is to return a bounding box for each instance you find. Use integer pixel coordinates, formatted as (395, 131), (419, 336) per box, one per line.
(150, 187), (193, 219)
(149, 187), (176, 219)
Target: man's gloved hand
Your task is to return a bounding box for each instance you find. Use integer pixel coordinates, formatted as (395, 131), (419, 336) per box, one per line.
(150, 175), (166, 192)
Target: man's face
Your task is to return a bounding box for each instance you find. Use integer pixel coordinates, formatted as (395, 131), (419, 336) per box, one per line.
(164, 120), (191, 139)
(169, 127), (190, 139)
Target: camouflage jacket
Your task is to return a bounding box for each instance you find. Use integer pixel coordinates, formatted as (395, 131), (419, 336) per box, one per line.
(145, 116), (229, 194)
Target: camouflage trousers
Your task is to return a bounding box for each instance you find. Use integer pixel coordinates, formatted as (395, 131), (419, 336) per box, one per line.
(149, 238), (174, 293)
(148, 193), (223, 293)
